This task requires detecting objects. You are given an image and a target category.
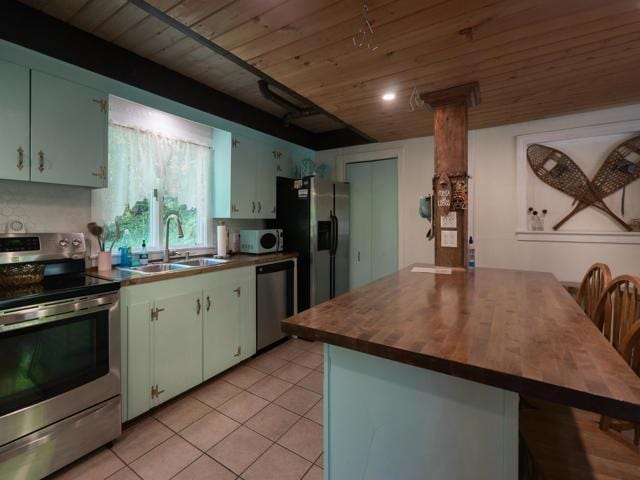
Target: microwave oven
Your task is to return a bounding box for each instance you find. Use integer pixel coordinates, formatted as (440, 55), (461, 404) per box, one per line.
(240, 229), (284, 254)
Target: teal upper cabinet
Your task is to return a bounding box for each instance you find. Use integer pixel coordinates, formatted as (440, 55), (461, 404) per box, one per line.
(255, 142), (277, 218)
(212, 130), (281, 219)
(0, 60), (29, 182)
(30, 70), (107, 188)
(230, 134), (258, 218)
(274, 148), (293, 178)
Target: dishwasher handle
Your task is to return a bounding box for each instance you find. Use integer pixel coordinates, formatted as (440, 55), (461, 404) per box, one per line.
(257, 260), (294, 275)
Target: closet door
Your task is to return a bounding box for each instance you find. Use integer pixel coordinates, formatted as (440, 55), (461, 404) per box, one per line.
(371, 159), (398, 280)
(346, 162), (372, 289)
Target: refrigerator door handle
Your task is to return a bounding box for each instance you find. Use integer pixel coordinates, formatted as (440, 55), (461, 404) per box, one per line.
(330, 214), (338, 256)
(333, 214), (339, 254)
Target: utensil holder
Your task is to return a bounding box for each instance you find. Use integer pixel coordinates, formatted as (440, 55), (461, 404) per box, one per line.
(98, 252), (112, 272)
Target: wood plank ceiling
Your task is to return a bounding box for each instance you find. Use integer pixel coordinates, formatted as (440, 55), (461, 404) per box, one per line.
(18, 0), (640, 143)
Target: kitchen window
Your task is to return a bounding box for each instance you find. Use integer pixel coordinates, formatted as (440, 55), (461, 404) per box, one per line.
(92, 111), (212, 252)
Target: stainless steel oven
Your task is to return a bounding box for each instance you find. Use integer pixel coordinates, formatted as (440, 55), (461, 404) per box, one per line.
(0, 233), (121, 479)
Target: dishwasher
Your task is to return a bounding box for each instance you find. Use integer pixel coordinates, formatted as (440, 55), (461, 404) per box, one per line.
(256, 260), (295, 351)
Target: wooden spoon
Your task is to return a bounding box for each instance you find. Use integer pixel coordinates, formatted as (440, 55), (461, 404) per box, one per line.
(87, 222), (104, 251)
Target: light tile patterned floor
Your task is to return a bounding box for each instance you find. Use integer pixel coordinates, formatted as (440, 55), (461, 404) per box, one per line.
(51, 338), (324, 480)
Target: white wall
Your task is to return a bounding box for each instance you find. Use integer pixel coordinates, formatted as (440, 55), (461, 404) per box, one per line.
(316, 104), (640, 282)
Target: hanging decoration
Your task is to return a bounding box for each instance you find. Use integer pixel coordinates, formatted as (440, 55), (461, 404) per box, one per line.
(526, 135), (640, 231)
(409, 83), (425, 112)
(352, 0), (378, 51)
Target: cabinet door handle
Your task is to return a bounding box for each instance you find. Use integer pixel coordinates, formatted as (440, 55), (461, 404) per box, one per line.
(233, 287), (241, 297)
(206, 295), (211, 312)
(151, 307), (165, 321)
(358, 251), (361, 262)
(196, 298), (201, 315)
(252, 201), (256, 213)
(16, 146), (24, 171)
(92, 98), (107, 113)
(92, 165), (107, 180)
(234, 346), (241, 357)
(258, 201), (262, 213)
(232, 203), (239, 213)
(37, 151), (45, 172)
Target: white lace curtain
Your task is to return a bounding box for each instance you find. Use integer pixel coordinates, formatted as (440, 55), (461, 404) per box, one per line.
(92, 123), (211, 225)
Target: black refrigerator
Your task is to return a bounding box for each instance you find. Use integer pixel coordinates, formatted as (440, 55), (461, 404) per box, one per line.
(273, 176), (350, 312)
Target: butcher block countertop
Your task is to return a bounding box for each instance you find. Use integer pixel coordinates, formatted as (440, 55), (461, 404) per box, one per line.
(88, 252), (298, 286)
(282, 265), (640, 423)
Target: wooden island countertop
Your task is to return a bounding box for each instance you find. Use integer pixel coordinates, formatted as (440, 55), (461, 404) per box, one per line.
(282, 265), (640, 423)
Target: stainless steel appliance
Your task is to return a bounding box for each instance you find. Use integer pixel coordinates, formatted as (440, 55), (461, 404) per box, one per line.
(0, 233), (121, 479)
(274, 177), (349, 311)
(240, 229), (284, 254)
(256, 260), (295, 351)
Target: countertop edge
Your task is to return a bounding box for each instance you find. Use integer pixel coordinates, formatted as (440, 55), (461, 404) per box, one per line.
(283, 322), (640, 424)
(88, 252), (298, 286)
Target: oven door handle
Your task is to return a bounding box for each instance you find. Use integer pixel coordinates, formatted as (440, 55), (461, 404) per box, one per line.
(0, 398), (117, 458)
(0, 293), (118, 333)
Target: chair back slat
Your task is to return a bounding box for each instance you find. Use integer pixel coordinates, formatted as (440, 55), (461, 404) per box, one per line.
(576, 263), (612, 320)
(593, 275), (640, 360)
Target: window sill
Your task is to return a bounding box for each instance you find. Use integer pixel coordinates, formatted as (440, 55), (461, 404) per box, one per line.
(515, 230), (640, 245)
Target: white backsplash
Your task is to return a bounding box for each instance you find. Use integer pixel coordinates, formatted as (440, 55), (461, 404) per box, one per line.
(0, 180), (91, 234)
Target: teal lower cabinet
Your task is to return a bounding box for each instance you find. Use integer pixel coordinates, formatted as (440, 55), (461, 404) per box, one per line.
(122, 265), (257, 421)
(153, 291), (203, 405)
(203, 266), (256, 379)
(238, 274), (256, 362)
(203, 281), (241, 379)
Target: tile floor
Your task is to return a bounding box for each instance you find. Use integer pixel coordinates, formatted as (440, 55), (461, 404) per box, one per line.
(50, 338), (324, 480)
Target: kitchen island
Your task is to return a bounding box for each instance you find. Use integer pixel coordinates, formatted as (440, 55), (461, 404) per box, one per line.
(282, 265), (640, 480)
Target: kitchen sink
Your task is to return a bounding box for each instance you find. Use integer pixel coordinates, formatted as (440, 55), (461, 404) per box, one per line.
(120, 263), (193, 275)
(174, 258), (232, 267)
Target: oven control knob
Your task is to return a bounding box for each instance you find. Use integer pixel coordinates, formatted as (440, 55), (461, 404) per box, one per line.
(72, 239), (82, 248)
(59, 238), (69, 247)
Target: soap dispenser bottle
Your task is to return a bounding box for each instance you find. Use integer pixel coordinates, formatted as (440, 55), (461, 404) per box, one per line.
(140, 240), (149, 265)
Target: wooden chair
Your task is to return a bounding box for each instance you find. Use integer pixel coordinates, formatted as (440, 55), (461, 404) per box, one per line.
(592, 275), (640, 445)
(520, 398), (640, 479)
(575, 263), (611, 320)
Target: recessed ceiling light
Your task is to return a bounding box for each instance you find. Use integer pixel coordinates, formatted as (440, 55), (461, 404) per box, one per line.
(382, 92), (396, 101)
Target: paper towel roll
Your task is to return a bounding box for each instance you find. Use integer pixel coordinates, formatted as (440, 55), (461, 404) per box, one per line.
(216, 225), (229, 257)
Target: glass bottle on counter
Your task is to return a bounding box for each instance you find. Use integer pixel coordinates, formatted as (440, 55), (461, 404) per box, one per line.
(119, 229), (133, 268)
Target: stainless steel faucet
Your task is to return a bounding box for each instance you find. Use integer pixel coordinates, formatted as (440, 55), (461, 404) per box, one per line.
(163, 213), (184, 262)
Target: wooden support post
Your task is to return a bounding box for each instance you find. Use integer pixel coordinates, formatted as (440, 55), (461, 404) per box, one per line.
(423, 82), (480, 269)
